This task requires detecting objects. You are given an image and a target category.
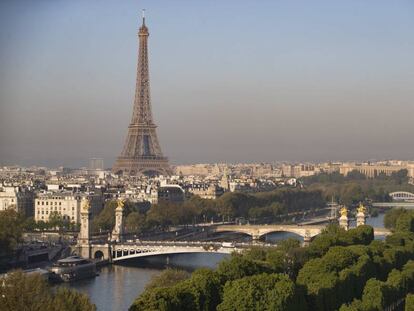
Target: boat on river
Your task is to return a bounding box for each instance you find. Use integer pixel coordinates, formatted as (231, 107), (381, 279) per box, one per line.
(49, 256), (96, 282)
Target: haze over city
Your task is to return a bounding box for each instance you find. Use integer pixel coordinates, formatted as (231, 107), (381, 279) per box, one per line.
(1, 0), (413, 168)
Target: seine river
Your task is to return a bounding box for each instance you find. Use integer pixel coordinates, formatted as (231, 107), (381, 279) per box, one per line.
(67, 214), (385, 311)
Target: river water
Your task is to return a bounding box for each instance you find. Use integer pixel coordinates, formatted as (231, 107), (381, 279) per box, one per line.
(64, 253), (227, 311)
(67, 214), (386, 311)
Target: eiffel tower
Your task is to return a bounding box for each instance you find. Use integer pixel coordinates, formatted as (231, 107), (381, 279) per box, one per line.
(113, 12), (170, 176)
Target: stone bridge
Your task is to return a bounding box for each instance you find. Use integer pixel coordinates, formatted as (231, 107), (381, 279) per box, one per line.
(74, 198), (391, 262)
(213, 224), (324, 242)
(213, 224), (391, 241)
(76, 241), (257, 262)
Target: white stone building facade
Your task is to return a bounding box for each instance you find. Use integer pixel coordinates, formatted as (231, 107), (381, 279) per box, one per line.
(35, 192), (102, 224)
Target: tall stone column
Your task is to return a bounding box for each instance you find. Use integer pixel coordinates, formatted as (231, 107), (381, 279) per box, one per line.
(356, 203), (367, 227)
(78, 198), (92, 258)
(112, 199), (125, 243)
(339, 206), (349, 231)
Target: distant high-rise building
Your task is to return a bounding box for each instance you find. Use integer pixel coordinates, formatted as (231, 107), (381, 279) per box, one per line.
(89, 158), (104, 170)
(113, 12), (170, 176)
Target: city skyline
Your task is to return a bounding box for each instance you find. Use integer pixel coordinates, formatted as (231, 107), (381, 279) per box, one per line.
(1, 0), (414, 168)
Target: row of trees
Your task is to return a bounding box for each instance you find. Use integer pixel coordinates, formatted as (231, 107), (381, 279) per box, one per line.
(130, 208), (414, 311)
(302, 169), (414, 206)
(25, 212), (80, 232)
(0, 271), (95, 311)
(93, 189), (326, 234)
(303, 169), (410, 185)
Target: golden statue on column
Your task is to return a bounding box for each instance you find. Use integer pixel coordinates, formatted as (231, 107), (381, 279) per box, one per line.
(339, 206), (349, 230)
(356, 202), (367, 227)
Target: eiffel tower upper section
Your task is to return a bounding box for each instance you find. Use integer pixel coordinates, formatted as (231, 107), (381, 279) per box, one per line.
(131, 14), (153, 126)
(112, 12), (170, 176)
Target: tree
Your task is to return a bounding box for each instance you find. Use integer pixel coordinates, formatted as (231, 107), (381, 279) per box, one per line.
(92, 200), (117, 232)
(217, 273), (307, 311)
(53, 287), (96, 311)
(125, 212), (145, 233)
(145, 202), (174, 229)
(129, 280), (198, 311)
(48, 211), (68, 231)
(340, 183), (364, 206)
(384, 208), (409, 231)
(406, 293), (414, 311)
(360, 279), (393, 311)
(0, 210), (23, 257)
(190, 268), (222, 311)
(396, 211), (414, 233)
(0, 271), (96, 311)
(145, 268), (190, 290)
(0, 270), (52, 310)
(216, 255), (271, 283)
(345, 170), (366, 181)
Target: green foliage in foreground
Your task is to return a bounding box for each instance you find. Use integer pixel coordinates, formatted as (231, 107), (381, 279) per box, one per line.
(130, 206), (414, 311)
(406, 294), (414, 311)
(217, 273), (307, 311)
(145, 268), (190, 290)
(384, 208), (410, 231)
(339, 260), (414, 311)
(130, 268), (221, 311)
(0, 271), (96, 311)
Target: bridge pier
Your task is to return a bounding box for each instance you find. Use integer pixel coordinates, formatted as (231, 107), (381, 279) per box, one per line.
(77, 198), (92, 258)
(112, 199), (125, 243)
(303, 230), (312, 246)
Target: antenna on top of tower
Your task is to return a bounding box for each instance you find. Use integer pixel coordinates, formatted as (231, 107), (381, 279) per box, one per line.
(142, 9), (146, 25)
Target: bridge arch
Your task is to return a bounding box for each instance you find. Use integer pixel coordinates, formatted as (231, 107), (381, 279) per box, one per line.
(213, 225), (323, 241)
(94, 250), (104, 260)
(259, 230), (306, 242)
(111, 246), (235, 262)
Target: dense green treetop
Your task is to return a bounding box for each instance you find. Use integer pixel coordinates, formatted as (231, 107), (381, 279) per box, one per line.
(0, 271), (96, 311)
(406, 293), (414, 311)
(217, 273), (307, 311)
(145, 268), (190, 291)
(131, 214), (414, 311)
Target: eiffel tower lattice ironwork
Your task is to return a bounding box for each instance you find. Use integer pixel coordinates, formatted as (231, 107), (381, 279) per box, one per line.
(113, 12), (170, 176)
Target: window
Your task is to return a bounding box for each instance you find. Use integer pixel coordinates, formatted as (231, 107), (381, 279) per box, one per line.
(46, 202), (48, 205)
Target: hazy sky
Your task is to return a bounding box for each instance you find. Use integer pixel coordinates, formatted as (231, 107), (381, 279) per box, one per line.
(1, 0), (413, 168)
